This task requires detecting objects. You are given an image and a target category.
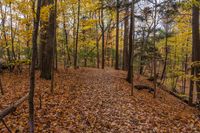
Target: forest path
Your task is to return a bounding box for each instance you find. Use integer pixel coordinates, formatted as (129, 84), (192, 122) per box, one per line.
(0, 68), (200, 132)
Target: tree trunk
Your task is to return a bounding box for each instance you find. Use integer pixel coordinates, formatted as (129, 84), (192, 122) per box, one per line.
(51, 0), (57, 93)
(74, 0), (80, 69)
(39, 0), (49, 70)
(183, 47), (188, 94)
(9, 2), (16, 61)
(40, 0), (56, 80)
(29, 0), (41, 132)
(127, 0), (135, 84)
(123, 0), (129, 71)
(100, 0), (105, 69)
(160, 21), (169, 83)
(115, 0), (119, 70)
(95, 14), (100, 68)
(62, 12), (71, 66)
(153, 0), (158, 98)
(139, 28), (145, 75)
(189, 3), (200, 104)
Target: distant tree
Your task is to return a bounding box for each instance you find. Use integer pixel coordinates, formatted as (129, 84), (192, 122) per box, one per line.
(100, 0), (105, 69)
(115, 0), (119, 70)
(74, 0), (81, 69)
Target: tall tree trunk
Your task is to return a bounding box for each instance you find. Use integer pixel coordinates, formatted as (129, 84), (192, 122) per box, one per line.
(160, 21), (169, 84)
(139, 28), (145, 75)
(40, 0), (56, 79)
(127, 0), (135, 85)
(74, 0), (80, 69)
(153, 0), (158, 98)
(100, 0), (105, 69)
(62, 12), (71, 66)
(183, 44), (188, 94)
(189, 3), (200, 104)
(123, 0), (129, 70)
(29, 0), (41, 132)
(115, 0), (119, 70)
(95, 14), (100, 68)
(9, 2), (16, 61)
(51, 0), (57, 93)
(39, 0), (49, 70)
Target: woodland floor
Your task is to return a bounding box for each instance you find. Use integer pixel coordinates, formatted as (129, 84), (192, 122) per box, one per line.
(0, 67), (200, 132)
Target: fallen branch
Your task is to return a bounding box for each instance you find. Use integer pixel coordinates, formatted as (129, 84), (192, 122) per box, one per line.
(159, 84), (189, 104)
(2, 119), (11, 133)
(0, 93), (28, 120)
(134, 84), (154, 93)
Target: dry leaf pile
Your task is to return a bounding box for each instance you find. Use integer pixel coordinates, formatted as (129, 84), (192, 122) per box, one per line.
(0, 68), (200, 132)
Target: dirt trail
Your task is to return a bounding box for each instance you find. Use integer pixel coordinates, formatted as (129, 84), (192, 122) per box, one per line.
(0, 68), (200, 132)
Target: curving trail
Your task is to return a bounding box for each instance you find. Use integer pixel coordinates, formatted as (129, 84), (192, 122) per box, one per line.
(0, 68), (200, 132)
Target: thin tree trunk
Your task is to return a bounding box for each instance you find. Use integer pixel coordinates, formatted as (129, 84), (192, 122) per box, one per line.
(0, 75), (4, 95)
(95, 15), (100, 68)
(139, 28), (145, 75)
(39, 0), (49, 71)
(153, 0), (158, 98)
(183, 47), (188, 94)
(160, 21), (169, 83)
(74, 0), (80, 69)
(9, 2), (16, 61)
(51, 0), (57, 93)
(100, 0), (105, 69)
(29, 0), (41, 132)
(62, 12), (71, 66)
(115, 0), (119, 70)
(123, 0), (129, 70)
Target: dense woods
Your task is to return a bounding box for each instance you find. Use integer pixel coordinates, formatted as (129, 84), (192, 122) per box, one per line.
(0, 0), (200, 132)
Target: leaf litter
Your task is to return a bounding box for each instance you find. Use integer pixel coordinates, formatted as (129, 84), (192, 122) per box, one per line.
(0, 68), (199, 132)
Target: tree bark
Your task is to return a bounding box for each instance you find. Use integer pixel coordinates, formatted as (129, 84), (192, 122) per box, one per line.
(29, 0), (41, 132)
(74, 0), (81, 69)
(100, 0), (105, 69)
(51, 0), (57, 93)
(40, 0), (56, 79)
(9, 2), (16, 61)
(160, 20), (169, 84)
(115, 0), (119, 70)
(39, 0), (49, 70)
(127, 0), (135, 84)
(95, 13), (100, 68)
(189, 3), (200, 104)
(153, 0), (158, 98)
(123, 0), (129, 71)
(1, 94), (28, 120)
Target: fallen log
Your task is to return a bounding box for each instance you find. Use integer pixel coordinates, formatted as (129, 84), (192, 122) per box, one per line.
(134, 84), (154, 93)
(158, 84), (189, 104)
(0, 93), (28, 120)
